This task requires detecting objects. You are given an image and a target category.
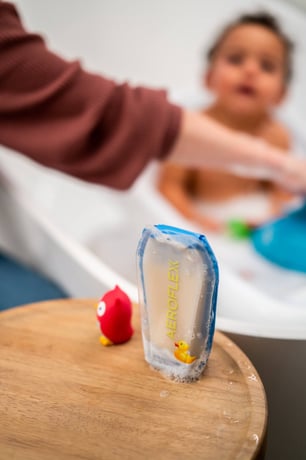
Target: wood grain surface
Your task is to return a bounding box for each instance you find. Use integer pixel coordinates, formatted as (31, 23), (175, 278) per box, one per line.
(0, 299), (267, 460)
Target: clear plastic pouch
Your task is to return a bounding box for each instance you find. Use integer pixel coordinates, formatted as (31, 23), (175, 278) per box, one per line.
(137, 225), (219, 381)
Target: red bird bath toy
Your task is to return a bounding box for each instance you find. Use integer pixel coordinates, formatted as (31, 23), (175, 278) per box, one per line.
(96, 285), (134, 346)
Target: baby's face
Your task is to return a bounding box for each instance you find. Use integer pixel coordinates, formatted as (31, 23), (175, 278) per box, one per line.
(205, 24), (287, 116)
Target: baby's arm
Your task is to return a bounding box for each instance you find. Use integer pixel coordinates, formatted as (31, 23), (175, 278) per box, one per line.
(157, 164), (222, 231)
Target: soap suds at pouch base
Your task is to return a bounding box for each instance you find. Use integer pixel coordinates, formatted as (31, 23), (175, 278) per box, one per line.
(137, 225), (219, 382)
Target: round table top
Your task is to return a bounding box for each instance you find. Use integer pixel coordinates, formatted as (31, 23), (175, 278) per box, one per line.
(0, 299), (267, 460)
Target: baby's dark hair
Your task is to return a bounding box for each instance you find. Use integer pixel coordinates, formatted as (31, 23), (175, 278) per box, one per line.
(206, 11), (294, 83)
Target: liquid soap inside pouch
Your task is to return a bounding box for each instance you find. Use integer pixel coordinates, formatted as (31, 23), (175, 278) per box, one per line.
(136, 225), (219, 382)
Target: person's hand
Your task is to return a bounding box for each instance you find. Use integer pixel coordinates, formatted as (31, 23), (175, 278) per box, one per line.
(275, 155), (306, 194)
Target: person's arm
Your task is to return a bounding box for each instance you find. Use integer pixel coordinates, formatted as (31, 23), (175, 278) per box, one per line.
(0, 2), (181, 190)
(1, 3), (306, 195)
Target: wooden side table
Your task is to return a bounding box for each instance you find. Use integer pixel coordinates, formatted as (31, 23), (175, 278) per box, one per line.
(0, 299), (267, 459)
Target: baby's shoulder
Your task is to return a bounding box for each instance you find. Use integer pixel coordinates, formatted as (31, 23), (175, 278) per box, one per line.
(260, 119), (291, 151)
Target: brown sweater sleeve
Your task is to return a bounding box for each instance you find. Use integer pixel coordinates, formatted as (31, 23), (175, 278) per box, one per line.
(0, 2), (182, 189)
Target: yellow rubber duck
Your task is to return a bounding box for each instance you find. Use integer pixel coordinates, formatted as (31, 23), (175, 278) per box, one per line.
(174, 341), (197, 364)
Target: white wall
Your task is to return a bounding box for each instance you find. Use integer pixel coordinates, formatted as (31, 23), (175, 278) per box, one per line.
(286, 0), (306, 10)
(13, 0), (306, 120)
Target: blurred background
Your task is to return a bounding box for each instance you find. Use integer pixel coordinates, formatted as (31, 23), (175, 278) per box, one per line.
(2, 3), (306, 459)
(5, 0), (305, 209)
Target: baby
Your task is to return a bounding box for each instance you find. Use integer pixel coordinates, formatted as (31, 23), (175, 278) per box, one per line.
(158, 11), (296, 232)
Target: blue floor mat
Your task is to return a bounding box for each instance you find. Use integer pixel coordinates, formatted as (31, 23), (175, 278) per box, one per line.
(251, 202), (306, 273)
(0, 253), (69, 311)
